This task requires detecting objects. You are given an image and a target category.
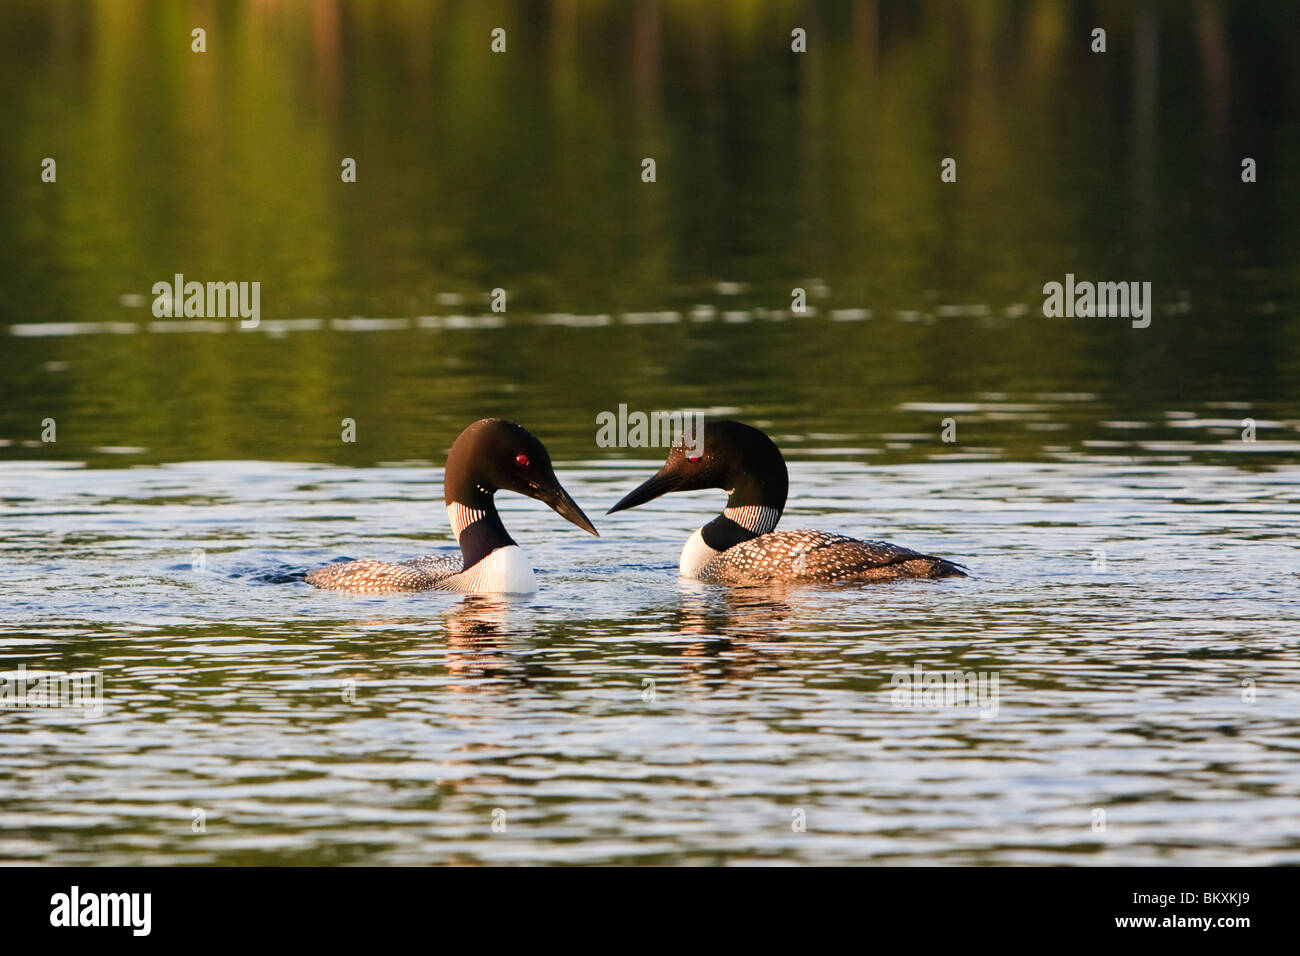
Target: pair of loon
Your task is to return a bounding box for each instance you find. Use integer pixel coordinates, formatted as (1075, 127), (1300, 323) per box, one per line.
(305, 418), (965, 594)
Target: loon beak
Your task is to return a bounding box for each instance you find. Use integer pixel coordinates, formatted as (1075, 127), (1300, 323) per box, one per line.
(607, 467), (679, 514)
(530, 475), (599, 536)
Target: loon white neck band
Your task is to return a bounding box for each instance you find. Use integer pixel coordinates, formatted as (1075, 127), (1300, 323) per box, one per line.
(447, 502), (487, 540)
(724, 505), (780, 535)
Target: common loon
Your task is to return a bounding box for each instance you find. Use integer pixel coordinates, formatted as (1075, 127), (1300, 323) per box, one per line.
(306, 418), (597, 593)
(607, 420), (965, 584)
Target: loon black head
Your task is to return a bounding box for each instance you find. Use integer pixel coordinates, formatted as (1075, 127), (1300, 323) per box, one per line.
(445, 419), (598, 543)
(607, 420), (789, 517)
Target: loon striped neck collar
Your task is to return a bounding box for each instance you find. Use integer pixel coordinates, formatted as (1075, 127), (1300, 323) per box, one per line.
(444, 493), (517, 570)
(723, 504), (781, 535)
(701, 503), (783, 553)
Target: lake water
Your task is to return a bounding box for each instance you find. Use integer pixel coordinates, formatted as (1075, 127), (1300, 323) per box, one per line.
(2, 1), (1300, 865)
(2, 453), (1299, 865)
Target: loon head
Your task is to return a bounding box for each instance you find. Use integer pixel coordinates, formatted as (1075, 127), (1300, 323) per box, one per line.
(445, 418), (598, 536)
(607, 420), (789, 516)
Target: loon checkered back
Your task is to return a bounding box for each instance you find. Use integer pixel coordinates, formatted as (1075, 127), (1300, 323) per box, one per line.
(694, 531), (965, 585)
(305, 553), (464, 593)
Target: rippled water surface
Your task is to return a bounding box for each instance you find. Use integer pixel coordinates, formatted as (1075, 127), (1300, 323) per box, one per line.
(3, 0), (1300, 865)
(3, 458), (1298, 865)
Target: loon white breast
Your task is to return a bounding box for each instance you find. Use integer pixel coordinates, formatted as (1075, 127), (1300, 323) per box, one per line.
(607, 420), (965, 585)
(305, 418), (598, 594)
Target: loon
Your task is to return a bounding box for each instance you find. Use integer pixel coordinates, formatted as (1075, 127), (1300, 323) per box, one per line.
(607, 420), (965, 585)
(306, 418), (597, 593)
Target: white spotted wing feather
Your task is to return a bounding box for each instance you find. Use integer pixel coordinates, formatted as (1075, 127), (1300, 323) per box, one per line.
(693, 530), (966, 585)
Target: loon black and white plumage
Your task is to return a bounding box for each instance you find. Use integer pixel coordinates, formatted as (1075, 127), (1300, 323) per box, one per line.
(306, 419), (597, 593)
(607, 420), (965, 585)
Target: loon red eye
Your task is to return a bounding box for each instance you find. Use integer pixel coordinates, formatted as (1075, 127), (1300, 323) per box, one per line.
(688, 455), (702, 463)
(516, 453), (529, 466)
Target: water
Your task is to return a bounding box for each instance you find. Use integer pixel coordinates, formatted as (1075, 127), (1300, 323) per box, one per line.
(3, 1), (1300, 864)
(2, 457), (1299, 865)
(2, 1), (1299, 470)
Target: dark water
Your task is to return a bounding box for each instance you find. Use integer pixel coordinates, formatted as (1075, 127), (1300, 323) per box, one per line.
(2, 1), (1299, 864)
(1, 0), (1298, 466)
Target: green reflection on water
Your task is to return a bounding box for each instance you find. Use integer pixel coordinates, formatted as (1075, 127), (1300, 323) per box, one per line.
(1, 1), (1297, 465)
